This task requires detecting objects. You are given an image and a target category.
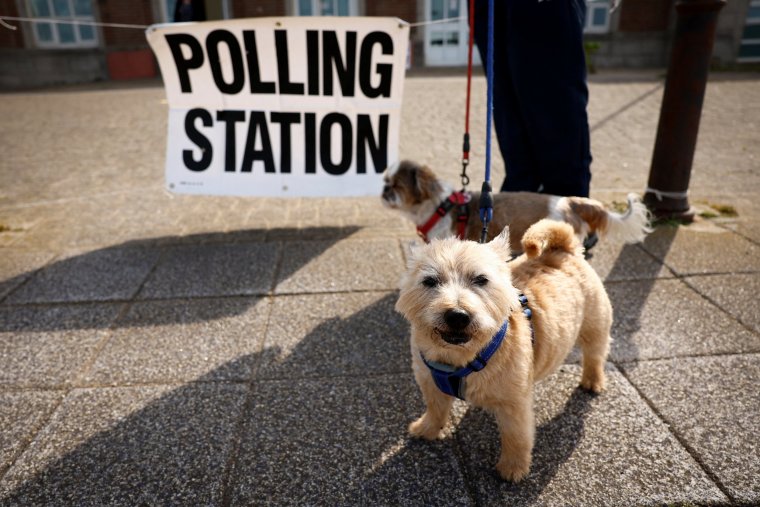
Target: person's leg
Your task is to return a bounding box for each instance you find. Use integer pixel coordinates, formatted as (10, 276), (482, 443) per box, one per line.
(505, 0), (592, 197)
(473, 0), (541, 192)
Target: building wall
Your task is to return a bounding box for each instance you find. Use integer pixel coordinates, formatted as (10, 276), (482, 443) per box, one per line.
(365, 0), (416, 20)
(99, 0), (155, 48)
(232, 0), (285, 18)
(0, 0), (753, 90)
(587, 1), (675, 68)
(618, 0), (672, 32)
(0, 0), (23, 49)
(713, 0), (752, 66)
(0, 48), (107, 88)
(589, 0), (747, 69)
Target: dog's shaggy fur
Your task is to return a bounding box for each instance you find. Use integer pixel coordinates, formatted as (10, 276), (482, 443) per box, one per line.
(395, 220), (612, 481)
(382, 160), (651, 251)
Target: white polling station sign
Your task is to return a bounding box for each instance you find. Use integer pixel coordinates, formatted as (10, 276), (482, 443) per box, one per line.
(146, 17), (409, 197)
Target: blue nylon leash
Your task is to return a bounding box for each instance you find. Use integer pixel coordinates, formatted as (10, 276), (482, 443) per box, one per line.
(478, 0), (495, 243)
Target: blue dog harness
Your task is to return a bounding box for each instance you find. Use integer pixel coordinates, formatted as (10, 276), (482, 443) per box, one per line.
(420, 293), (533, 400)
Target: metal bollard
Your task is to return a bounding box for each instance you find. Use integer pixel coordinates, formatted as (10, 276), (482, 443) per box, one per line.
(643, 0), (726, 222)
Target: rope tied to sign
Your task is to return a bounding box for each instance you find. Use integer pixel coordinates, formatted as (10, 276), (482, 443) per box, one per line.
(0, 16), (149, 30)
(0, 18), (17, 30)
(0, 15), (470, 31)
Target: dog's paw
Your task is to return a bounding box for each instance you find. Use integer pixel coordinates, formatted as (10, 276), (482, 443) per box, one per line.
(580, 374), (606, 394)
(496, 456), (531, 483)
(408, 415), (445, 440)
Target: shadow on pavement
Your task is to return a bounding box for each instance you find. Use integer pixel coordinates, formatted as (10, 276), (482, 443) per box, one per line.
(0, 293), (418, 505)
(452, 387), (596, 504)
(0, 228), (676, 504)
(589, 83), (663, 133)
(0, 291), (605, 506)
(0, 226), (359, 331)
(604, 225), (677, 363)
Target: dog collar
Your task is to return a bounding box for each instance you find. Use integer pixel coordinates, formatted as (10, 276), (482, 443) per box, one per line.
(420, 293), (533, 400)
(416, 191), (470, 242)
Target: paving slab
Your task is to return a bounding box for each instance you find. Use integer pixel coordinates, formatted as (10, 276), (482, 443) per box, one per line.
(622, 354), (760, 505)
(20, 195), (179, 251)
(586, 241), (671, 282)
(257, 292), (409, 379)
(0, 206), (48, 248)
(345, 197), (406, 229)
(227, 375), (472, 506)
(264, 225), (360, 242)
(10, 203), (97, 251)
(0, 390), (63, 475)
(83, 298), (269, 385)
(0, 250), (55, 302)
(4, 247), (161, 303)
(137, 242), (281, 299)
(0, 383), (248, 506)
(641, 224), (760, 276)
(684, 273), (760, 335)
(455, 364), (726, 506)
(274, 238), (404, 294)
(719, 217), (760, 245)
(0, 304), (124, 387)
(287, 197), (353, 229)
(606, 279), (760, 362)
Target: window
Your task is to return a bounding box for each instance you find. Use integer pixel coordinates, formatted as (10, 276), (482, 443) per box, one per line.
(159, 0), (230, 23)
(295, 0), (356, 16)
(739, 0), (760, 62)
(584, 1), (611, 34)
(27, 0), (98, 48)
(160, 0), (175, 23)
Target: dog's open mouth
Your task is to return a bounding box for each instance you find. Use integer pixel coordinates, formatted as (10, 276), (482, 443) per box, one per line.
(438, 330), (471, 345)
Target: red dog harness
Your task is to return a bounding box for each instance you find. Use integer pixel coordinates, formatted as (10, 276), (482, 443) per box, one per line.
(416, 191), (471, 242)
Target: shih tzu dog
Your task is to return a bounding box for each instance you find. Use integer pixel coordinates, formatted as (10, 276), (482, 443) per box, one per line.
(382, 160), (650, 252)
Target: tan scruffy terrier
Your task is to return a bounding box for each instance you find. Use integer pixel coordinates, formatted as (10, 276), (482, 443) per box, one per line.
(395, 219), (612, 482)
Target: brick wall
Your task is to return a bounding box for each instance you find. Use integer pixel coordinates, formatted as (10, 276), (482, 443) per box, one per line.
(0, 0), (23, 48)
(618, 0), (673, 32)
(99, 0), (156, 48)
(228, 0), (418, 21)
(232, 0), (285, 17)
(365, 0), (417, 22)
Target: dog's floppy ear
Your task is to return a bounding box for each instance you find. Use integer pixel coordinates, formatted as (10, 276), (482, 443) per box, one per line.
(488, 226), (511, 258)
(409, 166), (420, 198)
(412, 165), (442, 202)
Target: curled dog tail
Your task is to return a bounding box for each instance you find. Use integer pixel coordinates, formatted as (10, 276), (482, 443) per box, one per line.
(564, 193), (652, 244)
(522, 219), (581, 259)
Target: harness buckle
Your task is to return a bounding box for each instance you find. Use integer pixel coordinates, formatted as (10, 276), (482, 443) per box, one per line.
(469, 354), (487, 371)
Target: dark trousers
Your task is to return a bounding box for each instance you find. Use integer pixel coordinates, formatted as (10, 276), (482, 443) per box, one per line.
(473, 0), (592, 197)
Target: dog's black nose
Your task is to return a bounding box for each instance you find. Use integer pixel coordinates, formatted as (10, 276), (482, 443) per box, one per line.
(444, 309), (470, 330)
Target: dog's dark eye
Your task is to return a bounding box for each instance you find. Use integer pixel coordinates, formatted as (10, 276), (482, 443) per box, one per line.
(473, 275), (489, 287)
(422, 276), (440, 288)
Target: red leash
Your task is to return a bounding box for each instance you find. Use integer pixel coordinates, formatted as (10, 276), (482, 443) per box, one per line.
(460, 0), (476, 189)
(416, 191), (471, 242)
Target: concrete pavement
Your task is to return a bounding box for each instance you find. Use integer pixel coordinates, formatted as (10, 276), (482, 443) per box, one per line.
(1, 71), (759, 505)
